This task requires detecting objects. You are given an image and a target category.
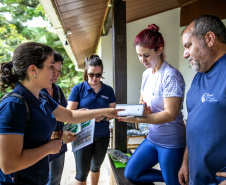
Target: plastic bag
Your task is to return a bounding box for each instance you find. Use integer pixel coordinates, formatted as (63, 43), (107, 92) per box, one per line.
(109, 150), (130, 164)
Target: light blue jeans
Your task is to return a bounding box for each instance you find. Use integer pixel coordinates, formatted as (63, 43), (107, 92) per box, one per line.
(47, 153), (65, 185)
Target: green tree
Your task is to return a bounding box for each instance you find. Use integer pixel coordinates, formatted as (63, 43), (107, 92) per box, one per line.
(0, 15), (25, 62)
(21, 26), (84, 98)
(0, 0), (83, 99)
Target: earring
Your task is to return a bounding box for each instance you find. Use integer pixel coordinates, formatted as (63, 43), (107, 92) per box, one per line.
(34, 74), (36, 78)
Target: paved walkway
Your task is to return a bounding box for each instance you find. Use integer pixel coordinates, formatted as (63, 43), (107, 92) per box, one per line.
(61, 144), (165, 185)
(61, 144), (111, 185)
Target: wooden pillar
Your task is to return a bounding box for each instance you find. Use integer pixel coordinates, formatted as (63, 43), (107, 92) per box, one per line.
(112, 0), (127, 153)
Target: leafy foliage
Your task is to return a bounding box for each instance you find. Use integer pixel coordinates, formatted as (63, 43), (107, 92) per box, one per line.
(0, 0), (83, 99)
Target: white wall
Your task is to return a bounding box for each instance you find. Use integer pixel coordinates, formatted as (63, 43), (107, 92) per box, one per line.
(99, 8), (181, 103)
(178, 26), (197, 119)
(126, 8), (180, 104)
(96, 39), (101, 59)
(98, 29), (113, 87)
(178, 19), (226, 118)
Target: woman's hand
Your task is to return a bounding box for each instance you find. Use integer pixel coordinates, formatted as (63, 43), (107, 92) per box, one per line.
(48, 139), (62, 154)
(219, 181), (226, 185)
(103, 108), (124, 118)
(142, 102), (153, 117)
(95, 115), (105, 122)
(117, 116), (137, 123)
(216, 172), (226, 185)
(62, 131), (76, 144)
(116, 102), (153, 123)
(0, 134), (62, 174)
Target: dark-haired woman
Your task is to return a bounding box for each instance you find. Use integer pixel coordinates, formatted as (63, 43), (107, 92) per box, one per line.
(119, 25), (186, 184)
(67, 55), (116, 185)
(0, 43), (121, 185)
(42, 51), (67, 185)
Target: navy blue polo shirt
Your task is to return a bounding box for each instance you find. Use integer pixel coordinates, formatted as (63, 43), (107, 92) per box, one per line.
(186, 54), (226, 184)
(0, 84), (58, 185)
(68, 81), (116, 138)
(42, 84), (67, 161)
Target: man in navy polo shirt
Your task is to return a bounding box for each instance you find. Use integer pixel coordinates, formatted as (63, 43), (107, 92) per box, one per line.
(178, 15), (226, 185)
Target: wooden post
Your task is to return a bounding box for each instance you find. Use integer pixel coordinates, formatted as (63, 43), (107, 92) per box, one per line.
(112, 0), (127, 153)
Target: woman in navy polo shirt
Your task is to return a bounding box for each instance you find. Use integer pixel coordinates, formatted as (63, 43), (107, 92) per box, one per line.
(67, 55), (116, 185)
(0, 43), (121, 185)
(42, 51), (67, 185)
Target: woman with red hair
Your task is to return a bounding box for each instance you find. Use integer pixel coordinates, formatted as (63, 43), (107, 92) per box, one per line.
(119, 24), (186, 184)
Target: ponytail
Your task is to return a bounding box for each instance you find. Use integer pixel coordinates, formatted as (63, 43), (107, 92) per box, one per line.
(0, 61), (19, 92)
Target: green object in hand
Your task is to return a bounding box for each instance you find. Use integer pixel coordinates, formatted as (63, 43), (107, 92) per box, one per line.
(63, 123), (82, 135)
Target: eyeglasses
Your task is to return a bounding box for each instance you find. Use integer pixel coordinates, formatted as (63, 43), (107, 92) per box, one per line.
(88, 73), (102, 78)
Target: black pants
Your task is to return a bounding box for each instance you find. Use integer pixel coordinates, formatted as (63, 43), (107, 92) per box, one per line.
(73, 135), (110, 182)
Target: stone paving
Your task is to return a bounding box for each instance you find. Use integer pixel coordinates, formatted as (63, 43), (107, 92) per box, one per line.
(61, 144), (165, 185)
(61, 144), (110, 185)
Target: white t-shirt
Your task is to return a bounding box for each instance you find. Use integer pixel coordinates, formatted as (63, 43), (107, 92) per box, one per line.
(141, 61), (186, 148)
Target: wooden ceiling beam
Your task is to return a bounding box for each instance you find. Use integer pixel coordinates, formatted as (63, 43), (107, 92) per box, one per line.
(65, 14), (104, 27)
(61, 3), (107, 19)
(59, 0), (108, 13)
(69, 18), (103, 30)
(94, 0), (113, 52)
(126, 0), (175, 9)
(180, 0), (226, 26)
(176, 0), (198, 7)
(56, 0), (80, 6)
(63, 8), (106, 24)
(101, 2), (112, 36)
(50, 0), (211, 69)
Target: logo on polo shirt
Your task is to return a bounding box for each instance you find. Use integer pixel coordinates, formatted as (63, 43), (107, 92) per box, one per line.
(51, 113), (55, 118)
(201, 93), (217, 103)
(101, 95), (109, 99)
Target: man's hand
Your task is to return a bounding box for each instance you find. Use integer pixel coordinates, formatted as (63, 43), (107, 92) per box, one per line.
(62, 131), (76, 143)
(178, 162), (189, 185)
(216, 172), (226, 185)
